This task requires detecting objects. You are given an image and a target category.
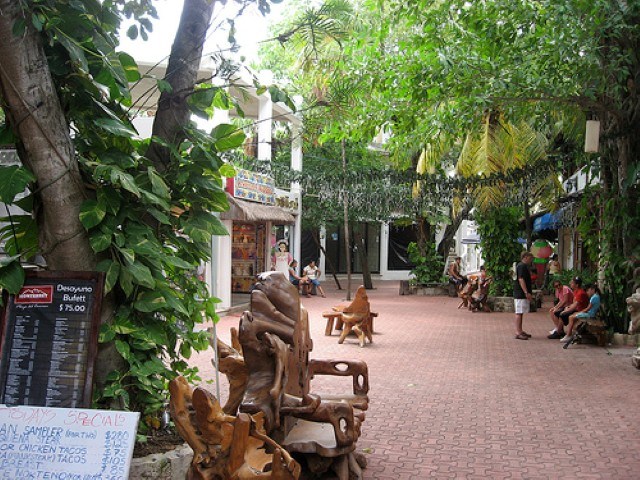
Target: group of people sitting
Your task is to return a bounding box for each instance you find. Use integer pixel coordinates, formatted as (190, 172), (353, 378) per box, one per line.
(288, 259), (326, 298)
(450, 257), (493, 312)
(548, 276), (601, 343)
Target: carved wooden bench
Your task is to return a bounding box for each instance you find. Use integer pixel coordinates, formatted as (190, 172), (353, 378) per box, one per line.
(169, 376), (301, 479)
(563, 317), (607, 349)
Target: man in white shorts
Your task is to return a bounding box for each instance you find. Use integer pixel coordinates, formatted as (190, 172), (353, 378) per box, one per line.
(513, 251), (534, 340)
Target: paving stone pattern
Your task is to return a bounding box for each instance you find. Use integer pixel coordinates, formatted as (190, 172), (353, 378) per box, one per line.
(190, 281), (640, 479)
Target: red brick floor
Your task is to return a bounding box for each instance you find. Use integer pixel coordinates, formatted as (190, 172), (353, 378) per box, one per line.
(190, 280), (640, 479)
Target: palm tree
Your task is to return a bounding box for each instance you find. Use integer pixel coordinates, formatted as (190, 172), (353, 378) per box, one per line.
(456, 114), (562, 248)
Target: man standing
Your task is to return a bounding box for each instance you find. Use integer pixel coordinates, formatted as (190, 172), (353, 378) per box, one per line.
(513, 251), (534, 340)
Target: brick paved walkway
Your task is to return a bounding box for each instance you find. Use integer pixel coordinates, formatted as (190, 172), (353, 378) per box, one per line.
(190, 280), (640, 479)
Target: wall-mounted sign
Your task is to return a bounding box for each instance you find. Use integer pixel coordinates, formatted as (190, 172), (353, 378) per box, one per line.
(226, 168), (275, 205)
(275, 194), (299, 211)
(0, 271), (105, 409)
(0, 404), (139, 479)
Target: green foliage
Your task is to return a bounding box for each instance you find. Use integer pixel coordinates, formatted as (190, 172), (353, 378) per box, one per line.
(577, 187), (636, 333)
(0, 166), (35, 203)
(553, 268), (598, 290)
(0, 0), (256, 427)
(475, 207), (523, 296)
(81, 119), (232, 417)
(406, 241), (444, 285)
(0, 255), (26, 295)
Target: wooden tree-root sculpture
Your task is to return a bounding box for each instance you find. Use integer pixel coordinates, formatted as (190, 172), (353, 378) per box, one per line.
(169, 376), (301, 479)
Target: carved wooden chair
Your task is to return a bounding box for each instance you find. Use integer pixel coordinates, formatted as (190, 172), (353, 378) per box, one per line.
(335, 286), (373, 348)
(232, 272), (370, 479)
(323, 286), (376, 347)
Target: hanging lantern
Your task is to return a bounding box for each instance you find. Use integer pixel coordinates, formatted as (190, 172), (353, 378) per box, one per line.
(531, 239), (553, 264)
(584, 120), (600, 153)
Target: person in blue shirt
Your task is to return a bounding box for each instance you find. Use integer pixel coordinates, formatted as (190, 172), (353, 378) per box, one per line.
(288, 260), (311, 297)
(562, 284), (602, 343)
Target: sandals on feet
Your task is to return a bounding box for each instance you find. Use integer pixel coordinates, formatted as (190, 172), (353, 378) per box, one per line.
(521, 331), (532, 338)
(514, 333), (530, 340)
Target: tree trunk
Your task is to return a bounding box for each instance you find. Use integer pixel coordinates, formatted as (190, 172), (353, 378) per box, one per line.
(0, 1), (93, 270)
(353, 226), (373, 289)
(145, 0), (217, 171)
(437, 202), (471, 258)
(415, 217), (432, 256)
(0, 0), (123, 390)
(342, 140), (352, 300)
(523, 200), (532, 251)
(311, 231), (342, 289)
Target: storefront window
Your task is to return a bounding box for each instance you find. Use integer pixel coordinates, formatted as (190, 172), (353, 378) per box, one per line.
(231, 222), (265, 293)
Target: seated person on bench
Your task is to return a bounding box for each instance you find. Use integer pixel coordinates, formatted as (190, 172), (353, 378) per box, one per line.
(550, 277), (589, 340)
(561, 284), (601, 343)
(547, 280), (574, 339)
(288, 260), (310, 297)
(448, 256), (467, 289)
(469, 265), (492, 312)
(303, 260), (326, 298)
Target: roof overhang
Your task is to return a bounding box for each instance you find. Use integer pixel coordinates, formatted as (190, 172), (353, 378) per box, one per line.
(221, 194), (295, 224)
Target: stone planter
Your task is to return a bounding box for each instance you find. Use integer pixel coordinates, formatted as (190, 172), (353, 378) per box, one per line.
(129, 444), (192, 480)
(408, 283), (451, 296)
(610, 333), (640, 347)
(608, 334), (640, 369)
(487, 296), (515, 313)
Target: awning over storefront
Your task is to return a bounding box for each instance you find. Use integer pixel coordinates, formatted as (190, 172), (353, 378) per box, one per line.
(221, 194), (296, 224)
(533, 210), (564, 232)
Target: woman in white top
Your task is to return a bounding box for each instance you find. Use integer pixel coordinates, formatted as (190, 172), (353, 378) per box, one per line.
(303, 260), (326, 297)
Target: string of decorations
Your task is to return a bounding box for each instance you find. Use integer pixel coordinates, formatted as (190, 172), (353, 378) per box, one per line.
(243, 153), (560, 222)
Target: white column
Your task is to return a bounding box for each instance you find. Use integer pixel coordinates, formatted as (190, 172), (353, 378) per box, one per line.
(207, 107), (231, 311)
(210, 219), (233, 311)
(257, 70), (273, 170)
(290, 121), (303, 262)
(380, 222), (389, 279)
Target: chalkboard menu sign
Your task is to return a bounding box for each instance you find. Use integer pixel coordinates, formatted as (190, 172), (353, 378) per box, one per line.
(0, 404), (139, 479)
(0, 271), (104, 408)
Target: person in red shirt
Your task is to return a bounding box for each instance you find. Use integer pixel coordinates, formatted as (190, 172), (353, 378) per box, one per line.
(550, 277), (589, 339)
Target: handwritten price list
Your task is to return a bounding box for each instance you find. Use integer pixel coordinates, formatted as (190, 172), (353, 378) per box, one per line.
(0, 405), (139, 480)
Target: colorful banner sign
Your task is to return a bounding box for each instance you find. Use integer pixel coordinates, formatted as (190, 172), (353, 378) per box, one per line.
(227, 168), (275, 205)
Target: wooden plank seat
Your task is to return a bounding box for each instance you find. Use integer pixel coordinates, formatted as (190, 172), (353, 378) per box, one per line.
(563, 317), (607, 349)
(323, 310), (343, 336)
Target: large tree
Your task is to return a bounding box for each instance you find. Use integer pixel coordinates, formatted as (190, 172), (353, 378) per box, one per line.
(0, 0), (281, 424)
(320, 0), (638, 326)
